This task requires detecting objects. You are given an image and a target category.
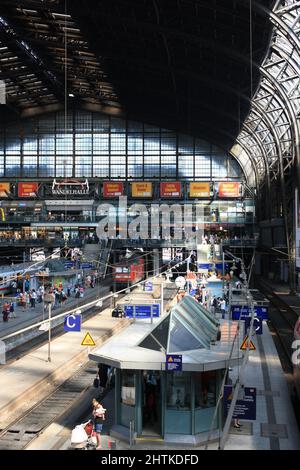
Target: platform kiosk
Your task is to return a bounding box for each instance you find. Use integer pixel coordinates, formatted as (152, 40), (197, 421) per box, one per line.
(89, 295), (243, 445)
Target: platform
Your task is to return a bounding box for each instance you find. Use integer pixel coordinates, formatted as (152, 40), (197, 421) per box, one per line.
(0, 306), (132, 431)
(0, 282), (110, 340)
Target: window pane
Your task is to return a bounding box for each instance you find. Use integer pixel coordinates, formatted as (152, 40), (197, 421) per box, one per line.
(166, 372), (191, 410)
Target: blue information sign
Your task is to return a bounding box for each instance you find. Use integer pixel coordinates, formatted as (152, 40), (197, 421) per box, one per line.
(64, 314), (81, 332)
(224, 386), (256, 420)
(166, 354), (182, 371)
(81, 262), (93, 269)
(124, 304), (160, 319)
(231, 305), (268, 320)
(145, 281), (153, 292)
(244, 317), (263, 336)
(64, 261), (75, 269)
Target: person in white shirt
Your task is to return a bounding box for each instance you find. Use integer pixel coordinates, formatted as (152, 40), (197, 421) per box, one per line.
(220, 299), (226, 319)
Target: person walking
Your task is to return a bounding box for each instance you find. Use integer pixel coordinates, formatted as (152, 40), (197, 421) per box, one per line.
(220, 298), (226, 319)
(92, 398), (106, 450)
(30, 289), (37, 308)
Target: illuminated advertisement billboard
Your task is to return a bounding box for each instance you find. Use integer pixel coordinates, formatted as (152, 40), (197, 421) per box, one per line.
(160, 182), (181, 198)
(131, 182), (153, 198)
(218, 182), (241, 198)
(18, 182), (38, 197)
(189, 182), (210, 198)
(0, 182), (10, 197)
(103, 182), (124, 198)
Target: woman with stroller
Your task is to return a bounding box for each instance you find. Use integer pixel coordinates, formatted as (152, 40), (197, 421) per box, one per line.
(92, 398), (106, 450)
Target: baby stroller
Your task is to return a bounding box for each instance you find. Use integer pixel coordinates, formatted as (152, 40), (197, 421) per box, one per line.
(70, 420), (97, 450)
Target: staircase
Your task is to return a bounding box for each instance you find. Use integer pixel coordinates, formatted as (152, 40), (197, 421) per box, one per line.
(98, 239), (113, 279)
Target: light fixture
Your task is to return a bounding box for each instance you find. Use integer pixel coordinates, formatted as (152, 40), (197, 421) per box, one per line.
(96, 300), (103, 307)
(125, 288), (131, 294)
(75, 309), (82, 315)
(68, 93), (75, 98)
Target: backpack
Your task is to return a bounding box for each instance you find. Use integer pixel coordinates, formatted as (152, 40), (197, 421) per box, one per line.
(93, 377), (100, 388)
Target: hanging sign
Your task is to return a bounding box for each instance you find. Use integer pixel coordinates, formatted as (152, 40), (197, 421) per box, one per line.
(18, 182), (38, 197)
(218, 182), (241, 198)
(160, 182), (181, 198)
(103, 182), (124, 197)
(131, 182), (153, 198)
(189, 182), (210, 198)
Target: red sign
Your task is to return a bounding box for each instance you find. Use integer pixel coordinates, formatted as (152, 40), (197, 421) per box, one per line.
(160, 182), (181, 198)
(103, 182), (124, 198)
(218, 182), (241, 198)
(18, 182), (38, 197)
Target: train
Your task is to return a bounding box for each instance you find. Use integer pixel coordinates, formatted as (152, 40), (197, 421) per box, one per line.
(293, 316), (300, 400)
(112, 250), (145, 287)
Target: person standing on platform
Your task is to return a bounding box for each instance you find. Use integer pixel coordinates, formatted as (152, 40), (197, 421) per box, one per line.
(220, 298), (226, 319)
(92, 399), (106, 450)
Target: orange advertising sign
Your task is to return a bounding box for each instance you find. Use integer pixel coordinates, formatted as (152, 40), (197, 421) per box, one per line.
(103, 182), (124, 198)
(18, 182), (38, 197)
(189, 182), (210, 198)
(160, 182), (181, 198)
(131, 182), (153, 198)
(218, 182), (241, 198)
(0, 182), (10, 197)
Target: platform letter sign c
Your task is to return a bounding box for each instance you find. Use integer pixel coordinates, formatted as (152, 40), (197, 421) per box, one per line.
(64, 314), (81, 332)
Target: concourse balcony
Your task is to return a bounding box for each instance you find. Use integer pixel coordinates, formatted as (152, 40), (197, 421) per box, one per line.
(0, 237), (84, 248)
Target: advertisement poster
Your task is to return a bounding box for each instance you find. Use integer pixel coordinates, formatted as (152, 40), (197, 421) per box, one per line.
(189, 182), (210, 198)
(0, 182), (10, 197)
(18, 182), (38, 197)
(218, 182), (241, 198)
(160, 182), (181, 198)
(103, 182), (123, 197)
(131, 182), (153, 197)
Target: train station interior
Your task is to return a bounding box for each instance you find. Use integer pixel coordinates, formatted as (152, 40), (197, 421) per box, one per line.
(0, 0), (299, 454)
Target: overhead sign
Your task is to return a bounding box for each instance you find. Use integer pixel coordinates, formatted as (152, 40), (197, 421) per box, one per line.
(131, 182), (153, 198)
(244, 317), (263, 336)
(231, 305), (268, 320)
(124, 304), (160, 318)
(224, 386), (256, 420)
(64, 314), (81, 332)
(18, 182), (38, 197)
(52, 179), (89, 195)
(0, 182), (10, 197)
(103, 182), (123, 198)
(81, 332), (96, 346)
(166, 354), (182, 371)
(81, 262), (93, 269)
(218, 182), (241, 198)
(189, 182), (210, 198)
(160, 182), (181, 198)
(240, 335), (256, 351)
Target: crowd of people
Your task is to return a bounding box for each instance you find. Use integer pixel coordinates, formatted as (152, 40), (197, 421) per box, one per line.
(1, 273), (99, 323)
(176, 268), (242, 319)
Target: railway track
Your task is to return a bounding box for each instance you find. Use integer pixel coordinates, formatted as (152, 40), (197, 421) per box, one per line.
(1, 287), (113, 368)
(257, 278), (297, 372)
(0, 361), (96, 450)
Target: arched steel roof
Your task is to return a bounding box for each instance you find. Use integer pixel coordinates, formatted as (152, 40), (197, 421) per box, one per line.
(231, 0), (300, 190)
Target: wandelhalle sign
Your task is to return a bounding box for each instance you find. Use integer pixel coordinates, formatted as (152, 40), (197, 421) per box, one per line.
(52, 179), (89, 195)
